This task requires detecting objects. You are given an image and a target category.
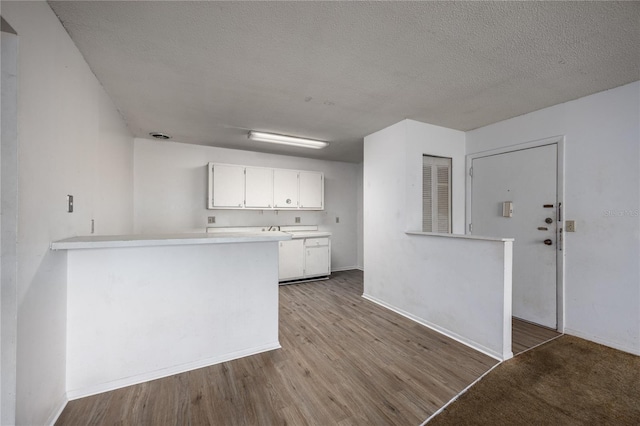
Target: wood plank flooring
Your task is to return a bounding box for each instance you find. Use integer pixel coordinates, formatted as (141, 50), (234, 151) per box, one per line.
(512, 317), (561, 356)
(57, 270), (499, 425)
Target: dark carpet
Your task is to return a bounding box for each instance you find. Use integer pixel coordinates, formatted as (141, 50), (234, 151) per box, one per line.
(429, 335), (640, 425)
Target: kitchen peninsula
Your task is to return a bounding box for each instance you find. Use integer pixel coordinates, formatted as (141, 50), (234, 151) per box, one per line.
(51, 231), (291, 399)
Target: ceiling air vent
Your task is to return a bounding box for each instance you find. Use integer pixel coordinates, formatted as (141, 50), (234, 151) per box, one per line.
(149, 132), (171, 140)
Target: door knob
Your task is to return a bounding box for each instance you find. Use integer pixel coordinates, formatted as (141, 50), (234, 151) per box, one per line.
(544, 239), (553, 246)
(545, 217), (553, 224)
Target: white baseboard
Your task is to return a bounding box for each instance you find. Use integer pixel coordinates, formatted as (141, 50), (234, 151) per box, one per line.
(66, 342), (281, 401)
(331, 266), (359, 272)
(564, 328), (639, 356)
(46, 394), (68, 426)
(362, 294), (506, 361)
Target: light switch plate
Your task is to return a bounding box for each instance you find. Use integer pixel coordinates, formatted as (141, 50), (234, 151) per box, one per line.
(565, 220), (576, 232)
(295, 217), (301, 223)
(502, 201), (513, 218)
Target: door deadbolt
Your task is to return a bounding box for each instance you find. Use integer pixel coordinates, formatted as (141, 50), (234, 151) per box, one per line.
(545, 217), (553, 224)
(544, 239), (553, 246)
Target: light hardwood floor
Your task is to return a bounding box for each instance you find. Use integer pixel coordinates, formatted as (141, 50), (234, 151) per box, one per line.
(57, 270), (552, 425)
(512, 317), (561, 356)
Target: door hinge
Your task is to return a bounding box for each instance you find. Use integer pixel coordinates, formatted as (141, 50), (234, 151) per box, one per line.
(468, 223), (473, 232)
(469, 167), (473, 177)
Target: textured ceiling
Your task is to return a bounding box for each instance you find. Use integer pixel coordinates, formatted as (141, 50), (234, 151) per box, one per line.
(48, 1), (639, 163)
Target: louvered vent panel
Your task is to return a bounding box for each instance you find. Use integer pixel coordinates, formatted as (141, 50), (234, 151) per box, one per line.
(437, 165), (451, 233)
(423, 163), (433, 232)
(423, 156), (452, 233)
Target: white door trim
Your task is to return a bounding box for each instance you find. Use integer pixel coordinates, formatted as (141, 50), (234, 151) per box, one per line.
(1, 23), (20, 425)
(465, 136), (565, 332)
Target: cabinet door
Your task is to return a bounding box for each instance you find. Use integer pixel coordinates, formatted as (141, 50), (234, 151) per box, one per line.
(305, 244), (330, 277)
(210, 164), (245, 208)
(279, 239), (304, 281)
(299, 171), (323, 209)
(273, 169), (299, 208)
(245, 167), (273, 208)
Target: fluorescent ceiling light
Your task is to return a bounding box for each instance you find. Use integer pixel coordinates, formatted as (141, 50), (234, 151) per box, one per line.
(248, 131), (328, 149)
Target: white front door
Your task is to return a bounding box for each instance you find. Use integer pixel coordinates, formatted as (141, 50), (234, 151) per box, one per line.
(471, 144), (558, 329)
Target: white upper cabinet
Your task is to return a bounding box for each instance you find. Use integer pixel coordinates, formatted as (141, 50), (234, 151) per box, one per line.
(209, 163), (244, 208)
(208, 163), (323, 210)
(273, 169), (299, 209)
(299, 171), (323, 209)
(245, 167), (273, 208)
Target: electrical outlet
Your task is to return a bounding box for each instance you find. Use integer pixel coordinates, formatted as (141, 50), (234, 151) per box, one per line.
(336, 216), (340, 223)
(208, 216), (215, 224)
(295, 217), (301, 223)
(565, 220), (576, 232)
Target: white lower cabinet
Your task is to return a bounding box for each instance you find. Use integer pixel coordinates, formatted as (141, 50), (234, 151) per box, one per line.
(279, 236), (331, 283)
(304, 238), (330, 277)
(278, 239), (304, 281)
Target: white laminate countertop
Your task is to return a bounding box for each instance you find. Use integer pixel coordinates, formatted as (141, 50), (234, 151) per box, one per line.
(51, 232), (292, 250)
(287, 231), (332, 239)
(206, 225), (331, 240)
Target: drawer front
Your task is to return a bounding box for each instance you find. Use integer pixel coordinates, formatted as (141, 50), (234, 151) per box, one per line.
(304, 237), (329, 247)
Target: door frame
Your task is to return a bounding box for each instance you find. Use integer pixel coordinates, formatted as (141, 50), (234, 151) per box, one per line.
(465, 136), (565, 332)
(1, 21), (19, 425)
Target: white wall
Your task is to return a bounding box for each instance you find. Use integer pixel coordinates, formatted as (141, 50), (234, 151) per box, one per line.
(66, 241), (280, 398)
(404, 119), (467, 234)
(364, 120), (514, 356)
(364, 233), (513, 360)
(134, 138), (360, 271)
(466, 82), (640, 355)
(1, 2), (134, 424)
(362, 119), (465, 251)
(356, 162), (364, 269)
